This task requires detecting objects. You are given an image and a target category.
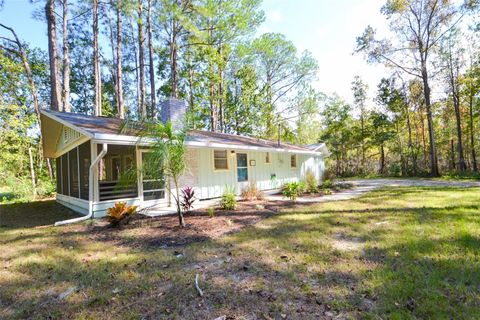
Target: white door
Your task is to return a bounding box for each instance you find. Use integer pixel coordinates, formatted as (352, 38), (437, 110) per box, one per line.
(139, 150), (167, 204)
(236, 153), (249, 193)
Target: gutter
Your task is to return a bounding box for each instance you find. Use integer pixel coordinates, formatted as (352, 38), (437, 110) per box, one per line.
(55, 143), (108, 226)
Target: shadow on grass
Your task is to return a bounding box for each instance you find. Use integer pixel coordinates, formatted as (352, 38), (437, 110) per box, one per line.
(0, 200), (81, 229)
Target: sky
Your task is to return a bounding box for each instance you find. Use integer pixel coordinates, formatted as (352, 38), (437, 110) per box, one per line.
(0, 0), (391, 103)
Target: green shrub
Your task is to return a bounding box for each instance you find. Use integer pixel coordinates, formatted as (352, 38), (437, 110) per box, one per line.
(321, 179), (333, 189)
(220, 185), (237, 210)
(282, 181), (305, 201)
(323, 188), (332, 195)
(207, 207), (215, 217)
(304, 169), (318, 193)
(241, 182), (265, 201)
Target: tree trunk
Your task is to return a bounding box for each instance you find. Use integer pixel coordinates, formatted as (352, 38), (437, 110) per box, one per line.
(421, 62), (439, 176)
(147, 0), (156, 118)
(137, 0), (146, 119)
(174, 178), (185, 227)
(116, 0), (124, 118)
(107, 4), (119, 115)
(45, 0), (62, 111)
(450, 138), (456, 170)
(28, 147), (36, 197)
(379, 143), (385, 175)
(62, 0), (71, 112)
(448, 52), (466, 172)
(93, 0), (102, 116)
(130, 18), (140, 113)
(469, 91), (477, 171)
(170, 19), (178, 99)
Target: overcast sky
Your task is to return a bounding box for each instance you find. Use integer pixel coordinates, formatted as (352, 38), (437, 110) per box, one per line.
(1, 0), (392, 104)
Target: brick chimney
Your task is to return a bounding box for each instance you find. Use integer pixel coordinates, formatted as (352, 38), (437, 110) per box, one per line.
(160, 98), (187, 132)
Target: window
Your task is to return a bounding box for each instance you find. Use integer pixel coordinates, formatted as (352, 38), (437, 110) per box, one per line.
(214, 150), (229, 170)
(290, 154), (297, 168)
(265, 152), (271, 164)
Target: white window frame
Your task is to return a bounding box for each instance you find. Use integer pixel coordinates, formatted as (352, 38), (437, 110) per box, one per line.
(213, 149), (229, 171)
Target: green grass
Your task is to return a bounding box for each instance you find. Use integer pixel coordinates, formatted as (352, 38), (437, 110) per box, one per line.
(1, 187), (480, 319)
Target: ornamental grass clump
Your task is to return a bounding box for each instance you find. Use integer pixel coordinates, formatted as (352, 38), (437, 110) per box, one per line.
(241, 182), (265, 201)
(220, 185), (237, 210)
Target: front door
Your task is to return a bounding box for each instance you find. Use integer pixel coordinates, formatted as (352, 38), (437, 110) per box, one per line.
(236, 153), (249, 192)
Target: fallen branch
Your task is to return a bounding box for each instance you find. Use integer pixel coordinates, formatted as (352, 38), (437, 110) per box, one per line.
(194, 274), (204, 297)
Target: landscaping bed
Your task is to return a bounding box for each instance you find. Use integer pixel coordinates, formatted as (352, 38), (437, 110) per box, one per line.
(67, 200), (279, 249)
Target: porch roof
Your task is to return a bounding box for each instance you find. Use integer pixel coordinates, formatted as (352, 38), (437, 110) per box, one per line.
(40, 109), (328, 156)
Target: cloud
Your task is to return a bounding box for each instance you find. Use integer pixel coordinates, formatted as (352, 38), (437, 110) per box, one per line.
(266, 10), (283, 23)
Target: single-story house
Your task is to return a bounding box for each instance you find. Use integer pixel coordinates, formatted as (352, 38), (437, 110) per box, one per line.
(40, 99), (329, 223)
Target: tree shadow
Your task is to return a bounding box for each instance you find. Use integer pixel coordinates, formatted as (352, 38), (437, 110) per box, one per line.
(0, 200), (82, 229)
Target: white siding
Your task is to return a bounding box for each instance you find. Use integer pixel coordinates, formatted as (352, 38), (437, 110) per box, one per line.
(186, 147), (325, 199)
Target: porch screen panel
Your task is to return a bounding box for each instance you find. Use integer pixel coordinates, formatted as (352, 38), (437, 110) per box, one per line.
(56, 157), (62, 195)
(98, 145), (137, 201)
(61, 153), (69, 196)
(78, 142), (91, 200)
(69, 147), (79, 198)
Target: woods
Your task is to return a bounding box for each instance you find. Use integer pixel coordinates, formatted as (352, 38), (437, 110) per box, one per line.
(1, 0), (480, 203)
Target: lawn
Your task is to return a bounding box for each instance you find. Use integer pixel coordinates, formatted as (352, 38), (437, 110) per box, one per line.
(1, 187), (480, 319)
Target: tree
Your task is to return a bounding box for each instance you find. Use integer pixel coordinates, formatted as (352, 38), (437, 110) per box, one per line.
(137, 0), (146, 118)
(356, 0), (472, 176)
(45, 0), (62, 111)
(92, 0), (102, 116)
(251, 33), (318, 137)
(440, 29), (466, 171)
(133, 121), (188, 226)
(351, 75), (368, 172)
(62, 0), (71, 112)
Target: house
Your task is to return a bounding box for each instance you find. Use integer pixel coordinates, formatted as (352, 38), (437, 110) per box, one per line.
(40, 99), (329, 223)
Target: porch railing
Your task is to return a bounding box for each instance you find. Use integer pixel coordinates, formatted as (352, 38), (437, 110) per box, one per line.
(99, 181), (138, 201)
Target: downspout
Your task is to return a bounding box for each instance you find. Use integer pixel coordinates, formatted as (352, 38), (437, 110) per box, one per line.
(55, 143), (108, 226)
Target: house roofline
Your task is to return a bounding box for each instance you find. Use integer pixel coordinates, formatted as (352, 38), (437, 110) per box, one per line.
(40, 109), (94, 138)
(91, 133), (324, 155)
(41, 109), (327, 156)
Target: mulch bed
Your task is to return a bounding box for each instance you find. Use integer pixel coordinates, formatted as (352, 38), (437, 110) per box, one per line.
(66, 200), (288, 249)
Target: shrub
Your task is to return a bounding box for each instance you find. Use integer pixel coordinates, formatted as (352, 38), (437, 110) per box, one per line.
(304, 169), (318, 194)
(106, 202), (138, 227)
(282, 181), (305, 201)
(207, 207), (215, 217)
(180, 186), (196, 213)
(321, 179), (333, 189)
(220, 185), (237, 210)
(241, 182), (265, 201)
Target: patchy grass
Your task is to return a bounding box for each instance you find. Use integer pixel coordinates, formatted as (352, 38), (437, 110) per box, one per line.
(1, 187), (480, 319)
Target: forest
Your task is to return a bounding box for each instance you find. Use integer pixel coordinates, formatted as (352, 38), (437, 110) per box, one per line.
(1, 0), (480, 202)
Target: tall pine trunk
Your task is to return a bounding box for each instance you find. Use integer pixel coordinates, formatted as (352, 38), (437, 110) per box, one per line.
(147, 0), (156, 118)
(421, 60), (439, 176)
(116, 0), (124, 118)
(137, 0), (146, 119)
(62, 0), (70, 112)
(45, 0), (62, 111)
(170, 19), (179, 99)
(93, 0), (102, 116)
(469, 91), (477, 171)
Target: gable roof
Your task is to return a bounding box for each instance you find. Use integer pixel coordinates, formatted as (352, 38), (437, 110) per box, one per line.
(40, 109), (328, 156)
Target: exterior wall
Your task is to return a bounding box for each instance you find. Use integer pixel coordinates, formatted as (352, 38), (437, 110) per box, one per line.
(183, 147), (325, 199)
(57, 143), (325, 218)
